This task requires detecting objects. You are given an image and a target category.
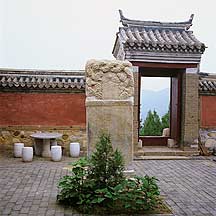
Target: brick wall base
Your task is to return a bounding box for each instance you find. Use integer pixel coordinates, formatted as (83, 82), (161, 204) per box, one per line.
(0, 125), (86, 157)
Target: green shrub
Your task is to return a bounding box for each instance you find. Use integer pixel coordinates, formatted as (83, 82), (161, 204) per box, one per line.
(89, 133), (125, 188)
(57, 132), (160, 213)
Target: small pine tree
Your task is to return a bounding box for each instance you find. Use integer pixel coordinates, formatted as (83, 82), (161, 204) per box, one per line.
(152, 110), (162, 135)
(140, 110), (162, 136)
(161, 106), (170, 129)
(89, 133), (125, 188)
(140, 110), (154, 136)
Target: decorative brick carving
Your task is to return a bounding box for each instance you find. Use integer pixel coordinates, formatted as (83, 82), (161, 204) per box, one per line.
(85, 60), (134, 100)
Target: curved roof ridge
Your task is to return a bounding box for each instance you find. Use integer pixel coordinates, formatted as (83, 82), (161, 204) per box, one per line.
(119, 9), (194, 30)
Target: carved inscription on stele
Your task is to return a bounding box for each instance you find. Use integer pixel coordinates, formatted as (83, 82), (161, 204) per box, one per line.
(85, 60), (134, 100)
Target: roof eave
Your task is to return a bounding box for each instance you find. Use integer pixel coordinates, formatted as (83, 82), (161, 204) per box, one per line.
(125, 50), (202, 64)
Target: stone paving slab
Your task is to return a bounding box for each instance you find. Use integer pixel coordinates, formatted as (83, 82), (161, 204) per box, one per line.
(132, 159), (216, 216)
(0, 156), (216, 215)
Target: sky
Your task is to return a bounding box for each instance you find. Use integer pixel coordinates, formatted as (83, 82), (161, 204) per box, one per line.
(141, 77), (170, 91)
(0, 0), (215, 90)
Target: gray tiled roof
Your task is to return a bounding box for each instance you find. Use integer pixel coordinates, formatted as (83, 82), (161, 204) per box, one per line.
(0, 69), (85, 91)
(2, 69), (215, 94)
(199, 75), (216, 94)
(119, 27), (205, 54)
(113, 10), (206, 63)
(118, 10), (205, 54)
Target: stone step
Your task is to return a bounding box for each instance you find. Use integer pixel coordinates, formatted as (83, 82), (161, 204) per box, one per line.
(134, 155), (190, 160)
(135, 149), (199, 157)
(182, 145), (199, 151)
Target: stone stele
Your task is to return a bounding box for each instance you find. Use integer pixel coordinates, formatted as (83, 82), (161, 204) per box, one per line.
(85, 59), (134, 164)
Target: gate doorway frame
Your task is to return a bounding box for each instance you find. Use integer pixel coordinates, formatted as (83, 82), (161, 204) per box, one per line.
(131, 62), (198, 147)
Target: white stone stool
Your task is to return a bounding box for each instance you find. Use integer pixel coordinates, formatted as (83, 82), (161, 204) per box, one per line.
(14, 143), (24, 158)
(70, 142), (80, 157)
(51, 146), (62, 162)
(162, 128), (170, 137)
(138, 139), (143, 149)
(22, 147), (33, 162)
(167, 139), (176, 148)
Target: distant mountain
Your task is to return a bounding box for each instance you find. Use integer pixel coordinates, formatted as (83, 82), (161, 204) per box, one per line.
(140, 88), (170, 122)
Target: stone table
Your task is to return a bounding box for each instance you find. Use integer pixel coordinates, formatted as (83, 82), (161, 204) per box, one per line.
(30, 132), (62, 157)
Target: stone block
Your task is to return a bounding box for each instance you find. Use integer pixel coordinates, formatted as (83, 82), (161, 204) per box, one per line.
(167, 139), (176, 148)
(162, 128), (170, 137)
(86, 59), (134, 100)
(205, 138), (216, 150)
(85, 60), (134, 164)
(138, 139), (142, 148)
(86, 98), (134, 164)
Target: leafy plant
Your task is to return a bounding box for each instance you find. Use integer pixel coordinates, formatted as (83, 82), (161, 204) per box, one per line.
(57, 157), (95, 209)
(57, 132), (161, 214)
(104, 175), (160, 211)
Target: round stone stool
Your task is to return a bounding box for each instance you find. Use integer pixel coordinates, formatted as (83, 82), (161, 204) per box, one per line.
(22, 147), (33, 162)
(70, 142), (80, 157)
(51, 146), (62, 162)
(14, 143), (24, 158)
(167, 139), (176, 148)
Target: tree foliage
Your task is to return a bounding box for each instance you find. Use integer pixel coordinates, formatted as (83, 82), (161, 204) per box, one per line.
(140, 109), (170, 136)
(161, 109), (170, 129)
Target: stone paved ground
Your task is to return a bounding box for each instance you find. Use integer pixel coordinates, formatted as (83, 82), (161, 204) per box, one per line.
(133, 158), (216, 216)
(0, 157), (216, 216)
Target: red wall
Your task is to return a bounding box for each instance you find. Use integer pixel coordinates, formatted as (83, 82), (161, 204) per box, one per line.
(201, 95), (216, 128)
(0, 93), (86, 126)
